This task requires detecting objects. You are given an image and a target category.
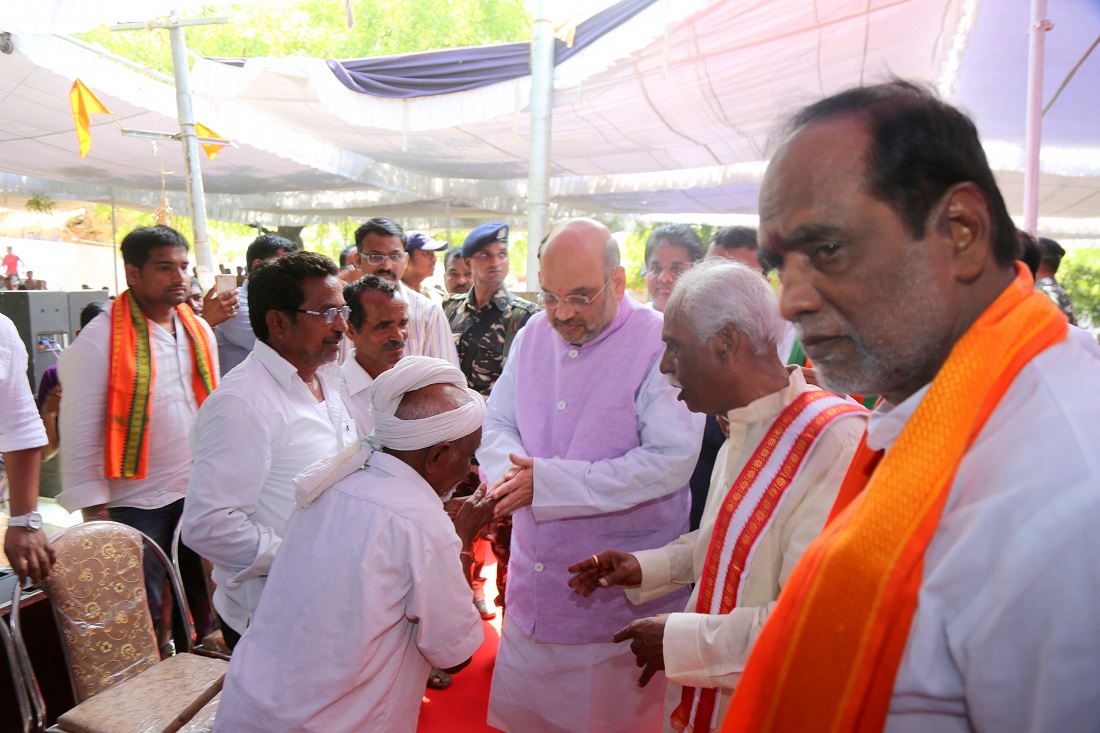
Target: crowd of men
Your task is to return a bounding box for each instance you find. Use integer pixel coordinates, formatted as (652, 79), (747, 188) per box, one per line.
(2, 80), (1099, 733)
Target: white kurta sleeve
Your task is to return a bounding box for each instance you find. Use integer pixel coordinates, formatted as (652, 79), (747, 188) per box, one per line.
(663, 604), (775, 689)
(183, 392), (281, 586)
(56, 313), (112, 512)
(0, 315), (47, 454)
(406, 526), (483, 670)
(477, 327), (529, 485)
(626, 529), (701, 605)
(530, 356), (704, 520)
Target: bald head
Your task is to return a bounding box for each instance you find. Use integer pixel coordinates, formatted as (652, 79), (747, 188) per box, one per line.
(538, 218), (626, 346)
(540, 218), (619, 276)
(394, 383), (473, 421)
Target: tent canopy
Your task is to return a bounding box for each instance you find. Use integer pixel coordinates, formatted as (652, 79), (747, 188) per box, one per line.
(1, 0), (1098, 235)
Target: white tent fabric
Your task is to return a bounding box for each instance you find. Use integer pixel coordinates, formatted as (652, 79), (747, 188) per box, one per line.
(0, 0), (1098, 234)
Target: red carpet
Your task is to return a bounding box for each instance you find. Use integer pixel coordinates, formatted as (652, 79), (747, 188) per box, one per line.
(417, 561), (505, 733)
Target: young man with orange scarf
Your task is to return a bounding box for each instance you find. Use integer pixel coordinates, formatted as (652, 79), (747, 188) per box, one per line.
(58, 225), (219, 643)
(719, 82), (1100, 732)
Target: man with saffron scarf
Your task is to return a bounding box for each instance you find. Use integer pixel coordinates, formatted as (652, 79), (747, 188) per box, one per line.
(721, 81), (1100, 733)
(58, 225), (219, 641)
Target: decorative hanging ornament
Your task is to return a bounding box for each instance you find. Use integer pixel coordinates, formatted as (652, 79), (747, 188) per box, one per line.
(154, 194), (173, 226)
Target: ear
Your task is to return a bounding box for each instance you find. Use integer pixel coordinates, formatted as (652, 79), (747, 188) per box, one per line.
(266, 308), (290, 341)
(937, 182), (994, 283)
(714, 322), (742, 362)
(250, 258), (263, 271)
(610, 264), (627, 299)
(422, 441), (453, 481)
(124, 262), (140, 288)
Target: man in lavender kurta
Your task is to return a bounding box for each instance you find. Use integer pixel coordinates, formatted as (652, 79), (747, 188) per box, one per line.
(480, 218), (704, 733)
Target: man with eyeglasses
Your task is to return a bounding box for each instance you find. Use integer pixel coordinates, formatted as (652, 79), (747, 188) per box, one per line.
(478, 218), (704, 733)
(644, 224), (705, 313)
(354, 218), (459, 367)
(184, 251), (357, 649)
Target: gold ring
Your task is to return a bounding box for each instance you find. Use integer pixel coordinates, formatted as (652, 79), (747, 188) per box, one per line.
(591, 554), (600, 568)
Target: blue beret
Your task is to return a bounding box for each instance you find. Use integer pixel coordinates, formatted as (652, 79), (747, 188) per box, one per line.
(462, 222), (509, 258)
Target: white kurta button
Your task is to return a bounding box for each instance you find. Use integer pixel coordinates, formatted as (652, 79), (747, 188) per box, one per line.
(568, 349), (579, 358)
(534, 562), (545, 572)
(556, 400), (567, 410)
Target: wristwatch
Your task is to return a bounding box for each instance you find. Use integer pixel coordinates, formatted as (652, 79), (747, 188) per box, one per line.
(7, 512), (43, 531)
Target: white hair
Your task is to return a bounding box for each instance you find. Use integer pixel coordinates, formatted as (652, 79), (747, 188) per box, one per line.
(665, 259), (785, 356)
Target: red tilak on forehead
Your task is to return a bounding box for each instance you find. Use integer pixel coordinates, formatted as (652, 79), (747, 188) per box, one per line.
(764, 229), (792, 254)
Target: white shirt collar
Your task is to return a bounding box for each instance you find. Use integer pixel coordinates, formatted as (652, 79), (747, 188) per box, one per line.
(866, 383), (931, 452)
(341, 348), (375, 397)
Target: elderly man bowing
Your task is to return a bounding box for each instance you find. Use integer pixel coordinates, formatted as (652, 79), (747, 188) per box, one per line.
(480, 218), (704, 733)
(568, 261), (867, 733)
(214, 357), (493, 733)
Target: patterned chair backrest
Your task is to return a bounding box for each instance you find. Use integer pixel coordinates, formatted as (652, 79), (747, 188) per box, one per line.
(42, 522), (161, 702)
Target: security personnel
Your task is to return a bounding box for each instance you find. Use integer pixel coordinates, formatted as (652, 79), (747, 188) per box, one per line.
(444, 222), (539, 618)
(444, 223), (539, 396)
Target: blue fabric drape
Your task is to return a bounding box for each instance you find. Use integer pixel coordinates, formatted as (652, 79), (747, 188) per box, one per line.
(209, 0), (658, 98)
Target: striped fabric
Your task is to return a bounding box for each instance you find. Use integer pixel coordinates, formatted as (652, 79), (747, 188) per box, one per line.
(398, 282), (459, 366)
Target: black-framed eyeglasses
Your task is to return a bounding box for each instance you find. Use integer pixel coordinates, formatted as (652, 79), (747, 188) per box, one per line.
(538, 274), (613, 312)
(295, 306), (351, 324)
(360, 252), (405, 266)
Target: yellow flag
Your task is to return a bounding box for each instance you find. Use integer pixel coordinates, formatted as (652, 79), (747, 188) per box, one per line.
(69, 79), (110, 158)
(195, 122), (227, 160)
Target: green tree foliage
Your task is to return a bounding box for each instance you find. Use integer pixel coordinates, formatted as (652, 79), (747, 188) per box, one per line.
(78, 0), (531, 74)
(1059, 247), (1100, 328)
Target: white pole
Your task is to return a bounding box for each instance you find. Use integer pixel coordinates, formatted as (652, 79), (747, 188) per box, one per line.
(527, 0), (555, 288)
(168, 10), (214, 276)
(1023, 0), (1051, 236)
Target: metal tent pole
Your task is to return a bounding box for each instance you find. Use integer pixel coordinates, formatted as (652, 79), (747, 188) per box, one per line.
(1024, 0), (1052, 235)
(527, 0), (555, 288)
(167, 10), (213, 276)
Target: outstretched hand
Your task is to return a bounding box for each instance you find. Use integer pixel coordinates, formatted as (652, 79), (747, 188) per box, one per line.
(566, 549), (641, 597)
(452, 485), (496, 547)
(612, 615), (669, 687)
(488, 453), (534, 519)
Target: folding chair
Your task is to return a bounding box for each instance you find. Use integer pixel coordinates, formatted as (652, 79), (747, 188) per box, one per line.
(9, 521), (226, 733)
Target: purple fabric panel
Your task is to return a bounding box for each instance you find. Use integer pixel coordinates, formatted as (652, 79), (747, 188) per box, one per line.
(209, 0), (658, 98)
(507, 297), (690, 645)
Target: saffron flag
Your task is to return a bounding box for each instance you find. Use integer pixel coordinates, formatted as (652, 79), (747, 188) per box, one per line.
(195, 122), (227, 160)
(69, 79), (110, 158)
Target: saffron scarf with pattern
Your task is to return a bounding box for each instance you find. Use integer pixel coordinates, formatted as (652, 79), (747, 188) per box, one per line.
(720, 266), (1067, 733)
(105, 290), (217, 480)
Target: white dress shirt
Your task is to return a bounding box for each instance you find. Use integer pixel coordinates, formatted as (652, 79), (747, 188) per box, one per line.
(214, 280), (254, 375)
(183, 339), (355, 635)
(339, 348), (375, 437)
(57, 304), (217, 513)
(875, 336), (1100, 733)
(0, 313), (47, 453)
(397, 281), (459, 366)
(213, 452), (483, 733)
(627, 370), (867, 733)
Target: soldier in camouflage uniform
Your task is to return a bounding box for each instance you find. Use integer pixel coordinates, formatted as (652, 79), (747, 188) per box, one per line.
(1036, 236), (1078, 326)
(444, 222), (540, 618)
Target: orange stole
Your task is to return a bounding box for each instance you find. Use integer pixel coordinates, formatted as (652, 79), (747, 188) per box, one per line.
(672, 391), (865, 733)
(105, 291), (217, 480)
(720, 268), (1068, 733)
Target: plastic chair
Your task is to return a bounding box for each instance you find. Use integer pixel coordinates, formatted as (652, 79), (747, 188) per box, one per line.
(9, 521), (226, 733)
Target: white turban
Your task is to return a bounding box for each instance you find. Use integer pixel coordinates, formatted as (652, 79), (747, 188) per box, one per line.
(293, 356), (486, 508)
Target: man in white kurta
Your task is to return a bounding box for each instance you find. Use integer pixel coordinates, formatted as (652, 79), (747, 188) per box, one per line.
(183, 253), (355, 645)
(480, 220), (704, 733)
(626, 369), (864, 732)
(214, 357), (488, 733)
(571, 262), (867, 733)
